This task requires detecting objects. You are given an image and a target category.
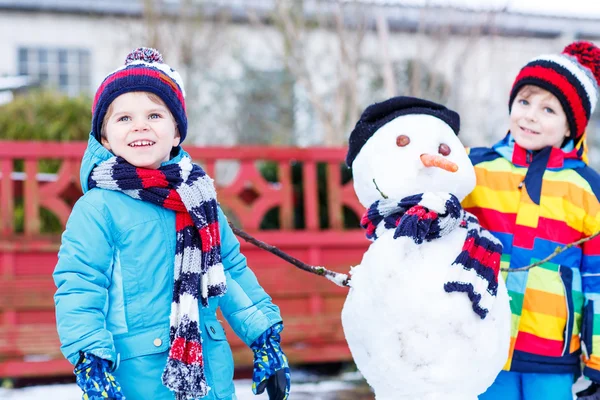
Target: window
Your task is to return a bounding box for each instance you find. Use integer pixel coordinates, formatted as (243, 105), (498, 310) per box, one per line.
(17, 47), (91, 96)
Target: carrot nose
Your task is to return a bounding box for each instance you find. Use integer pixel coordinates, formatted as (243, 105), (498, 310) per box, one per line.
(420, 154), (458, 172)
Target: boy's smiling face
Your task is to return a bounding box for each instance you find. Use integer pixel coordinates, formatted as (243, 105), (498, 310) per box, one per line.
(101, 92), (180, 169)
(509, 85), (570, 151)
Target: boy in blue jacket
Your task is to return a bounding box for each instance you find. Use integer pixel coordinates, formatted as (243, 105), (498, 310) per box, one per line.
(53, 47), (290, 400)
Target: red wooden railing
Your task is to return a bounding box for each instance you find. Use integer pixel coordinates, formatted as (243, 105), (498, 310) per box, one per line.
(0, 141), (369, 378)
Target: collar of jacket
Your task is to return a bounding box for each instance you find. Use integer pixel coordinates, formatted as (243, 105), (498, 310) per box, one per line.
(492, 133), (587, 205)
(492, 132), (586, 171)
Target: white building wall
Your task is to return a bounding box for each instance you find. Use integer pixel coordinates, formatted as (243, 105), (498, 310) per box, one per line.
(0, 11), (141, 90)
(0, 8), (598, 156)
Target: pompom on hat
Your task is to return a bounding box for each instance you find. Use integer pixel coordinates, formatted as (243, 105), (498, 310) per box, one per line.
(346, 96), (460, 167)
(91, 47), (187, 142)
(509, 41), (600, 141)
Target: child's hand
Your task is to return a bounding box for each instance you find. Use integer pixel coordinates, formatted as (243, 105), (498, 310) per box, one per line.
(251, 322), (291, 400)
(577, 382), (600, 400)
(74, 352), (126, 400)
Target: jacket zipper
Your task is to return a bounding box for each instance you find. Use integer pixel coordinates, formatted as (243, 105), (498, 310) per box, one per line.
(560, 274), (571, 356)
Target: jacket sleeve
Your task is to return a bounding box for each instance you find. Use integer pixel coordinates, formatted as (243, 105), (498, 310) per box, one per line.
(217, 207), (282, 346)
(53, 198), (117, 366)
(581, 209), (600, 382)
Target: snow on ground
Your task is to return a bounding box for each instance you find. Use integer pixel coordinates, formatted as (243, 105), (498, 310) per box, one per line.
(0, 371), (591, 399)
(0, 380), (357, 400)
(0, 370), (364, 400)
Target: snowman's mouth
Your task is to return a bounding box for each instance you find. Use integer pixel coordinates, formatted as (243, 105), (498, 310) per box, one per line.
(372, 179), (388, 199)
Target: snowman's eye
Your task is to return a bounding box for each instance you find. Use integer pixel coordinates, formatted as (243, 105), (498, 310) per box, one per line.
(396, 135), (410, 147)
(438, 143), (451, 156)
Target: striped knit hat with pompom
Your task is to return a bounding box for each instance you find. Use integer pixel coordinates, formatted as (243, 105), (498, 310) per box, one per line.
(509, 41), (600, 140)
(91, 47), (187, 142)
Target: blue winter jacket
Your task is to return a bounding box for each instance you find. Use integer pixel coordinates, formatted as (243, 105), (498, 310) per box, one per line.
(53, 134), (282, 400)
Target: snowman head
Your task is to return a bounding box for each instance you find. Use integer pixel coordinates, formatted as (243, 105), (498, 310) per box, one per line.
(347, 96), (476, 208)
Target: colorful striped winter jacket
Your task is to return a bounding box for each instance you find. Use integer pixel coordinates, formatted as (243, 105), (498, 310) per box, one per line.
(462, 133), (600, 381)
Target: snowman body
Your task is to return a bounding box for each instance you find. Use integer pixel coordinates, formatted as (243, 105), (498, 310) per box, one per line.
(341, 110), (511, 399)
(342, 224), (511, 400)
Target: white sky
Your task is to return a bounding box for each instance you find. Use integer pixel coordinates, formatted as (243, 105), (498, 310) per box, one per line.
(383, 0), (600, 19)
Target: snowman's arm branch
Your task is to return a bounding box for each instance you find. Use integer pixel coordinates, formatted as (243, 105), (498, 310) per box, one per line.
(228, 221), (350, 287)
(503, 230), (600, 272)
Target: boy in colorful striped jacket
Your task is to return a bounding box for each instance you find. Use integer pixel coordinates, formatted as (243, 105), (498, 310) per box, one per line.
(464, 41), (600, 400)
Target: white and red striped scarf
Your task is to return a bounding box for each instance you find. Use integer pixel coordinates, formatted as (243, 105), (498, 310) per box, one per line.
(89, 155), (226, 399)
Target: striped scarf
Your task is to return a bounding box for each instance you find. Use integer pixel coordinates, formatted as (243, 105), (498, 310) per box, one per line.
(89, 155), (226, 399)
(360, 193), (502, 319)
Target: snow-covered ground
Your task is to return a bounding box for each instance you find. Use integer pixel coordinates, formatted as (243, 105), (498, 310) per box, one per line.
(0, 370), (370, 400)
(0, 371), (591, 399)
(0, 380), (352, 400)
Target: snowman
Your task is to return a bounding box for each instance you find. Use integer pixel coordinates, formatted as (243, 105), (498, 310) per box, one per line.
(341, 96), (511, 400)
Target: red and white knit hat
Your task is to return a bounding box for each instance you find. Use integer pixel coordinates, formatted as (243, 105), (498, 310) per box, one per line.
(509, 41), (600, 140)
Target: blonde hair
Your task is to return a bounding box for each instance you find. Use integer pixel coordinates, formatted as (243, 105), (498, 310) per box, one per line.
(100, 92), (176, 138)
(515, 85), (557, 102)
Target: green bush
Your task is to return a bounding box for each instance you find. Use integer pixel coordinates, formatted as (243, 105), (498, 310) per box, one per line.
(0, 90), (92, 234)
(0, 90), (92, 141)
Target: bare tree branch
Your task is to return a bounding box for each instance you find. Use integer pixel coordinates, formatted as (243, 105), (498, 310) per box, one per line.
(142, 0), (162, 49)
(375, 10), (397, 97)
(247, 0), (370, 146)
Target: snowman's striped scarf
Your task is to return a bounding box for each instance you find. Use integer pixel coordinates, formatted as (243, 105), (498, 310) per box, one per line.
(89, 155), (226, 399)
(360, 193), (502, 319)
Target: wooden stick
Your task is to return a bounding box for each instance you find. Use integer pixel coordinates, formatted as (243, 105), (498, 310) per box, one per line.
(230, 223), (600, 276)
(228, 222), (350, 287)
(502, 230), (600, 272)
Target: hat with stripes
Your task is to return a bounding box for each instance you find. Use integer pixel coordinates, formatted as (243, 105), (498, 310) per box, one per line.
(92, 47), (187, 142)
(509, 41), (600, 140)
